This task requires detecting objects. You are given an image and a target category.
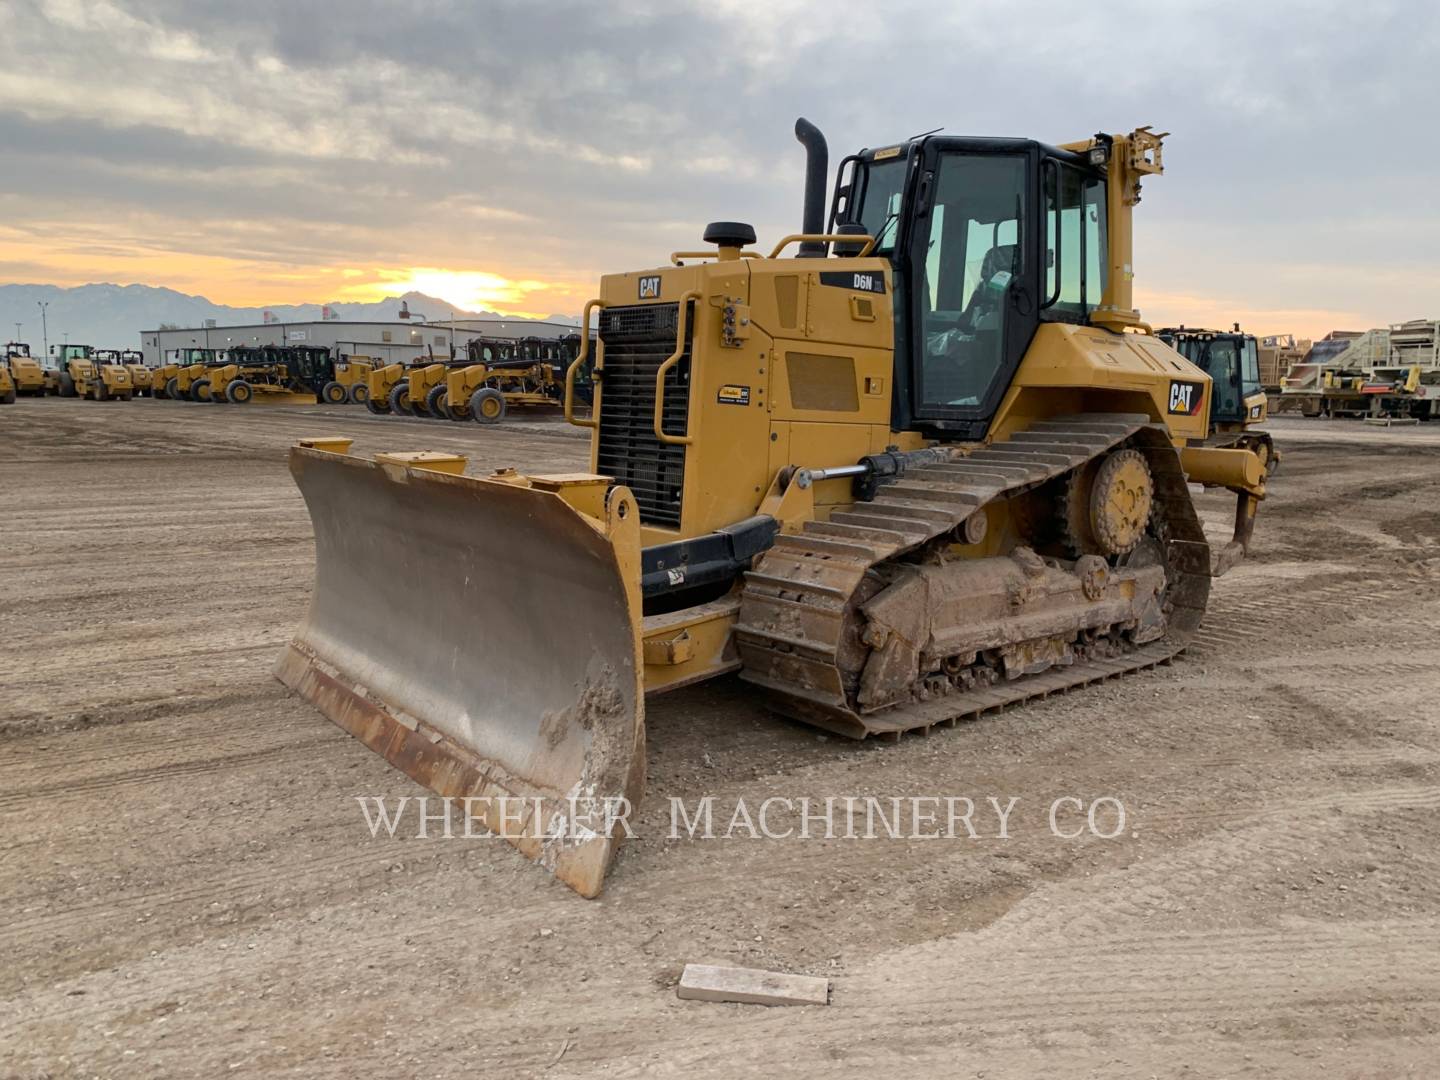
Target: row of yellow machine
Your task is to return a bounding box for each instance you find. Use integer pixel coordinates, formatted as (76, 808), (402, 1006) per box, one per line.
(0, 336), (593, 423)
(274, 118), (1286, 898)
(0, 344), (153, 402)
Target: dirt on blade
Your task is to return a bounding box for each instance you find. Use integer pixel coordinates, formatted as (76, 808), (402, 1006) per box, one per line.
(3, 401), (1440, 1078)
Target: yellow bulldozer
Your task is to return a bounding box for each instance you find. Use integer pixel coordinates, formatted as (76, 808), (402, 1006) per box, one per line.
(1156, 326), (1279, 467)
(4, 343), (46, 396)
(278, 119), (1271, 897)
(48, 344), (133, 400)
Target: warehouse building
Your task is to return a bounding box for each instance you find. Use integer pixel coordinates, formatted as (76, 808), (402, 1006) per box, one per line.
(138, 317), (579, 366)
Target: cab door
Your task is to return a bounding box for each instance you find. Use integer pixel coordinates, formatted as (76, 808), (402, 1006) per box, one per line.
(905, 142), (1040, 436)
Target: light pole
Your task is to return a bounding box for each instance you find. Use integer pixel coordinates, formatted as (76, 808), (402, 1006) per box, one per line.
(12, 322), (20, 342)
(38, 301), (49, 359)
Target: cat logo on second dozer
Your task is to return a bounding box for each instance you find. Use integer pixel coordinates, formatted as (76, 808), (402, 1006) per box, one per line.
(1168, 379), (1205, 416)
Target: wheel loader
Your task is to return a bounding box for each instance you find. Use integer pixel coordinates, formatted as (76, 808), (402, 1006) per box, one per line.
(278, 119), (1270, 897)
(3, 343), (46, 396)
(48, 344), (133, 400)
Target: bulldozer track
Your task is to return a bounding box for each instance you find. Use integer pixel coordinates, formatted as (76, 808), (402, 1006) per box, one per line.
(734, 414), (1211, 738)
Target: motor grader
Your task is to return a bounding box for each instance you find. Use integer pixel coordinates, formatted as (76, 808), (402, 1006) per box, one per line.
(437, 334), (595, 423)
(200, 345), (338, 404)
(363, 348), (460, 417)
(155, 348), (223, 401)
(278, 119), (1271, 897)
(48, 344), (133, 400)
(3, 343), (46, 396)
(331, 354), (377, 404)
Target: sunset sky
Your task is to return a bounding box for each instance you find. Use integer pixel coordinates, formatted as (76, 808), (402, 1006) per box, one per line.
(1, 0), (1437, 338)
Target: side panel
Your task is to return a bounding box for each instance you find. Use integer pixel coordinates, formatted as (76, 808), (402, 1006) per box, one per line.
(596, 256), (900, 545)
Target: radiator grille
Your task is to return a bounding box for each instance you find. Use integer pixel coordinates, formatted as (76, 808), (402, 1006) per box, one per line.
(597, 302), (692, 527)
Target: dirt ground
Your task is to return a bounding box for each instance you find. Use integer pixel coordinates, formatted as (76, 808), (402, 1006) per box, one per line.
(2, 400), (1438, 1079)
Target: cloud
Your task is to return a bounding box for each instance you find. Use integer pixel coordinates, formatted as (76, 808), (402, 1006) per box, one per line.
(0, 0), (1436, 333)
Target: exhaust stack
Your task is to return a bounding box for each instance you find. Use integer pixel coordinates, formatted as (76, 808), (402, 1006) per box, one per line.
(794, 117), (828, 257)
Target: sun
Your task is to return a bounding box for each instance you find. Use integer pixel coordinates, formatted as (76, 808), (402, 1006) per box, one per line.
(345, 268), (553, 315)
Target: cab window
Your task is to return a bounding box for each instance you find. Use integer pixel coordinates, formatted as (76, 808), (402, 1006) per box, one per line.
(1043, 163), (1107, 319)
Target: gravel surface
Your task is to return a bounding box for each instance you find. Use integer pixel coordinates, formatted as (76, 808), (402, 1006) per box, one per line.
(2, 403), (1438, 1078)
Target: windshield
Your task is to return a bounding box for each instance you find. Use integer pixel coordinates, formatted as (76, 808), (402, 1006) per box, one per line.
(853, 157), (908, 255)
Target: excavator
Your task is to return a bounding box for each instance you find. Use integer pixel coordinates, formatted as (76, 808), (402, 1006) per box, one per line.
(277, 119), (1271, 897)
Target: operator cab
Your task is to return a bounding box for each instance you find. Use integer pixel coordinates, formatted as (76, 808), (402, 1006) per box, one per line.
(1156, 327), (1262, 425)
(49, 344), (94, 369)
(833, 135), (1112, 438)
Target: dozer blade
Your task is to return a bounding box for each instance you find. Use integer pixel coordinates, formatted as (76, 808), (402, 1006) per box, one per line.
(274, 444), (645, 897)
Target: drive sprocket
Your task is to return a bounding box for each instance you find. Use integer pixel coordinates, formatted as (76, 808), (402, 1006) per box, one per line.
(1089, 448), (1153, 556)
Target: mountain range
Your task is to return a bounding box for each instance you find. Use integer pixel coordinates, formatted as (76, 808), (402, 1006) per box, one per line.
(0, 283), (577, 350)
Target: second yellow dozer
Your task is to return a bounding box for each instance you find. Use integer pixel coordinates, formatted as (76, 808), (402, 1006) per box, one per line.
(278, 119), (1270, 897)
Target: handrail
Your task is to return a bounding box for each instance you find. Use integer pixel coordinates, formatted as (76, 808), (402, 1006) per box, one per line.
(767, 233), (877, 259)
(564, 298), (604, 428)
(669, 251), (761, 265)
(653, 291), (701, 447)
